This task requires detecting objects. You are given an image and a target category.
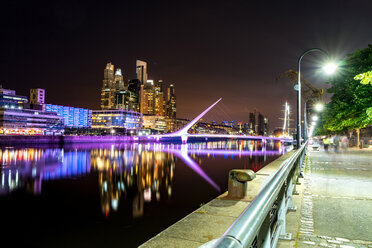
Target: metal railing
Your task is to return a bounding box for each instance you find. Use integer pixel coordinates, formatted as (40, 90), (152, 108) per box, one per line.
(209, 144), (306, 248)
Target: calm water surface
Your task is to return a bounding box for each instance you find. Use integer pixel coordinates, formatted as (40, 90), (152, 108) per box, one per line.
(0, 140), (288, 247)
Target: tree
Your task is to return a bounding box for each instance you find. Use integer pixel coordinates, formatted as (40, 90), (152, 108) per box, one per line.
(316, 45), (372, 134)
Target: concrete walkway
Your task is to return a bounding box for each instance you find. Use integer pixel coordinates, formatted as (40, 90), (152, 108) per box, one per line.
(279, 148), (372, 248)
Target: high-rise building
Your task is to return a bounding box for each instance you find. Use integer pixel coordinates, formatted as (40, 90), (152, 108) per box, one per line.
(136, 60), (148, 84)
(264, 117), (269, 136)
(30, 88), (45, 105)
(154, 80), (165, 116)
(113, 69), (125, 91)
(101, 62), (115, 109)
(248, 112), (256, 134)
(140, 80), (155, 115)
(166, 84), (176, 119)
(257, 113), (265, 135)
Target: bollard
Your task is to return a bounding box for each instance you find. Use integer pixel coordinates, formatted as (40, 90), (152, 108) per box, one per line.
(227, 169), (256, 199)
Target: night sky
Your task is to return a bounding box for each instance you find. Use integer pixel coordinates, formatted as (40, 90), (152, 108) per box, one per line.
(1, 0), (372, 131)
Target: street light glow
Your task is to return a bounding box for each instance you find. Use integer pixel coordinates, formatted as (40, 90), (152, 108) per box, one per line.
(315, 103), (323, 112)
(312, 115), (319, 121)
(323, 62), (338, 75)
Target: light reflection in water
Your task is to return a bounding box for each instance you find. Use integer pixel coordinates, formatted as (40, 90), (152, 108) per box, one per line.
(0, 140), (289, 217)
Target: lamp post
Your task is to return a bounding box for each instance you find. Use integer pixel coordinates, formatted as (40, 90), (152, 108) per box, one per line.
(297, 48), (329, 148)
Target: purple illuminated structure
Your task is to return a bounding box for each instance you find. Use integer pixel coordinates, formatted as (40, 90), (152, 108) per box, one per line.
(145, 98), (293, 143)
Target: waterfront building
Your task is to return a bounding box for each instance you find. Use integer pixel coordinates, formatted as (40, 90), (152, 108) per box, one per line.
(30, 88), (45, 105)
(166, 84), (176, 119)
(91, 109), (142, 132)
(0, 85), (28, 109)
(142, 115), (167, 133)
(0, 86), (64, 135)
(45, 104), (92, 128)
(0, 107), (64, 135)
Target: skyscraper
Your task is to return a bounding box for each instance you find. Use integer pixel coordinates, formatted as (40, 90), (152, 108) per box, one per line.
(248, 112), (256, 134)
(154, 80), (165, 116)
(166, 84), (176, 119)
(101, 62), (115, 109)
(136, 60), (148, 84)
(257, 113), (265, 135)
(140, 80), (155, 115)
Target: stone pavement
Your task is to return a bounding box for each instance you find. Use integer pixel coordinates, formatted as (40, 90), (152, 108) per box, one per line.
(279, 148), (372, 248)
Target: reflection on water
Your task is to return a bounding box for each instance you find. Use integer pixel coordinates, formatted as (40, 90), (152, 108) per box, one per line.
(90, 146), (175, 217)
(0, 140), (287, 217)
(0, 140), (289, 247)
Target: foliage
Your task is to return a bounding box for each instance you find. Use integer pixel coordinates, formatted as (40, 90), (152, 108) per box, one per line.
(316, 44), (372, 134)
(354, 70), (372, 85)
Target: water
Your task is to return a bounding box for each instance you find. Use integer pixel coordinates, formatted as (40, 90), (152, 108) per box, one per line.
(0, 140), (288, 247)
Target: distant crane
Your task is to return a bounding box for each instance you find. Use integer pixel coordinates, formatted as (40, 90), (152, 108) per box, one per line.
(276, 69), (324, 99)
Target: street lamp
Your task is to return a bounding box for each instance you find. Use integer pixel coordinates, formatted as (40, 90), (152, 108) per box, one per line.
(314, 102), (324, 112)
(296, 48), (337, 148)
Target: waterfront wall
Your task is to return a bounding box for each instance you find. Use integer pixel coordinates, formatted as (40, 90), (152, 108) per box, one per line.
(139, 150), (296, 248)
(0, 135), (134, 145)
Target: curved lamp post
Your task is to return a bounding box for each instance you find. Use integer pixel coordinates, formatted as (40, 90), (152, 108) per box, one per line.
(297, 48), (330, 148)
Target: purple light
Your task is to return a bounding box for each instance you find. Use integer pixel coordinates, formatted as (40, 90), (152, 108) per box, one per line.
(172, 149), (220, 191)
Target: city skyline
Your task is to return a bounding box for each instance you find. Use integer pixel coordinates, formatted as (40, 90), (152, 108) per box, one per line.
(1, 1), (372, 130)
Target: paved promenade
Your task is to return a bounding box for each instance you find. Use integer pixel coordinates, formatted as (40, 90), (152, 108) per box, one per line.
(280, 147), (372, 248)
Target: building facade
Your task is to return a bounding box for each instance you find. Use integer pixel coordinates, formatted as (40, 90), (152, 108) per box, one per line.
(45, 104), (92, 128)
(0, 108), (64, 135)
(0, 86), (63, 135)
(142, 115), (167, 133)
(91, 110), (142, 132)
(166, 84), (176, 119)
(30, 88), (45, 105)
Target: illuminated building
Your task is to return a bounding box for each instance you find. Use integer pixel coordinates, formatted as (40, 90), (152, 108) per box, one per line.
(91, 109), (142, 132)
(0, 86), (64, 135)
(154, 80), (165, 116)
(0, 85), (28, 109)
(30, 88), (45, 105)
(257, 113), (265, 135)
(166, 84), (176, 119)
(249, 112), (256, 134)
(136, 60), (148, 84)
(101, 63), (140, 112)
(264, 117), (269, 136)
(101, 62), (115, 109)
(142, 115), (167, 133)
(115, 90), (139, 112)
(0, 108), (64, 135)
(140, 80), (155, 115)
(45, 104), (92, 128)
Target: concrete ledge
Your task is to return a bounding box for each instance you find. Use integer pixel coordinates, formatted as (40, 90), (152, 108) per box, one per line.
(139, 150), (295, 248)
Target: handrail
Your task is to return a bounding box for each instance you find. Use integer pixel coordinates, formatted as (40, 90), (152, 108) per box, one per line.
(213, 144), (307, 248)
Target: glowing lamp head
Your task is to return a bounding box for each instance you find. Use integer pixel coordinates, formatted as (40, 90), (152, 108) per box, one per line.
(312, 115), (319, 121)
(315, 103), (323, 112)
(323, 63), (338, 75)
